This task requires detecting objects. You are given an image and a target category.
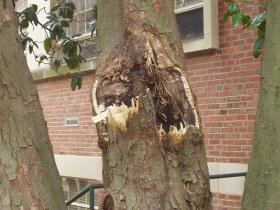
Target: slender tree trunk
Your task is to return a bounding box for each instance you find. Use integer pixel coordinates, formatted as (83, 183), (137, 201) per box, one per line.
(0, 2), (67, 210)
(241, 2), (280, 210)
(91, 0), (211, 209)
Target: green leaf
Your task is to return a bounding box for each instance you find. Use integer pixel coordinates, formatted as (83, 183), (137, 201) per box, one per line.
(71, 74), (78, 91)
(60, 19), (70, 27)
(66, 2), (76, 10)
(31, 4), (38, 13)
(68, 43), (78, 57)
(53, 59), (62, 70)
(38, 55), (48, 66)
(77, 54), (86, 62)
(33, 42), (39, 48)
(26, 8), (36, 22)
(227, 3), (238, 15)
(251, 12), (266, 29)
(46, 14), (56, 19)
(28, 45), (33, 54)
(242, 15), (251, 29)
(232, 12), (244, 27)
(77, 74), (82, 89)
(64, 55), (80, 70)
(20, 19), (29, 30)
(92, 4), (97, 20)
(44, 38), (51, 54)
(51, 23), (64, 39)
(253, 32), (265, 58)
(2, 0), (7, 9)
(21, 37), (29, 50)
(44, 19), (55, 28)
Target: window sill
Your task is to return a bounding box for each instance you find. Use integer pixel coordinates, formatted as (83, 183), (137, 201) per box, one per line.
(72, 32), (96, 42)
(182, 33), (219, 53)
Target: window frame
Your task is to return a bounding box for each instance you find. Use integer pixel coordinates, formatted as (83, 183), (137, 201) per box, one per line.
(175, 0), (219, 53)
(66, 0), (96, 39)
(50, 0), (219, 53)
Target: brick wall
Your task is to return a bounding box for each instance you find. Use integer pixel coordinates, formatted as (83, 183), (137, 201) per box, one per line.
(35, 0), (263, 209)
(37, 74), (101, 156)
(186, 0), (261, 164)
(212, 193), (242, 210)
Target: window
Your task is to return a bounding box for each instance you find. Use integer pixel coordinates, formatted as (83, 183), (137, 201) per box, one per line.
(67, 0), (96, 38)
(62, 178), (100, 210)
(175, 0), (219, 53)
(66, 0), (97, 60)
(15, 0), (28, 12)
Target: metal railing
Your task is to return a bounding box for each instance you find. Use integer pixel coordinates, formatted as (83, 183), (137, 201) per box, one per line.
(66, 183), (104, 210)
(66, 172), (247, 210)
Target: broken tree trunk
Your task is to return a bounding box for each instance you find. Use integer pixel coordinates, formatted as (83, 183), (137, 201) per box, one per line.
(0, 2), (67, 210)
(91, 0), (211, 209)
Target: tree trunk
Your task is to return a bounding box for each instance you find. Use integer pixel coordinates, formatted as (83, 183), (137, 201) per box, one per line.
(91, 0), (211, 209)
(241, 2), (280, 210)
(0, 2), (67, 210)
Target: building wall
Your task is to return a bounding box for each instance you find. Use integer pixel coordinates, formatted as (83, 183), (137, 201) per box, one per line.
(187, 1), (261, 164)
(37, 74), (100, 156)
(35, 0), (263, 209)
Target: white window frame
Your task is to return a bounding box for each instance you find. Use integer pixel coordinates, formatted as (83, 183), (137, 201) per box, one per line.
(66, 0), (96, 40)
(175, 0), (219, 53)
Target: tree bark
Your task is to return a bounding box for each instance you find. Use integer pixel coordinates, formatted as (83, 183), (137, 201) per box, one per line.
(0, 2), (67, 210)
(241, 2), (280, 210)
(91, 0), (211, 209)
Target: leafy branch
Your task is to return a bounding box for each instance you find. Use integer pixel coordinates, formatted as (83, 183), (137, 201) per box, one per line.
(224, 0), (266, 58)
(16, 0), (97, 90)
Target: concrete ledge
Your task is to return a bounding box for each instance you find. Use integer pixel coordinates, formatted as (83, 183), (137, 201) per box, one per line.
(54, 155), (247, 195)
(54, 155), (102, 180)
(208, 162), (248, 195)
(32, 59), (97, 81)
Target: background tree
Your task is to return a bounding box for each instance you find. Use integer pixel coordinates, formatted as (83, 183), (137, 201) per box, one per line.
(91, 0), (211, 209)
(0, 1), (67, 209)
(241, 1), (280, 209)
(224, 0), (280, 209)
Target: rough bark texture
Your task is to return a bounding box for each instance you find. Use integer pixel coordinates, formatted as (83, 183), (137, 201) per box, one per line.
(241, 2), (280, 210)
(91, 0), (211, 209)
(0, 2), (67, 210)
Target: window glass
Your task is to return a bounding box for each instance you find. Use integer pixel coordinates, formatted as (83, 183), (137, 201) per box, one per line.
(78, 13), (86, 35)
(86, 0), (95, 9)
(86, 11), (95, 33)
(67, 0), (96, 37)
(15, 0), (28, 12)
(176, 7), (204, 41)
(79, 0), (86, 12)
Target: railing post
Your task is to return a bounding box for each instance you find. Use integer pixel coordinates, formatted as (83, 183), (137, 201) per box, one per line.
(89, 186), (95, 210)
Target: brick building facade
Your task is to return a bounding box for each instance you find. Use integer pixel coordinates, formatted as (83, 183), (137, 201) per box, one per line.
(30, 0), (263, 209)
